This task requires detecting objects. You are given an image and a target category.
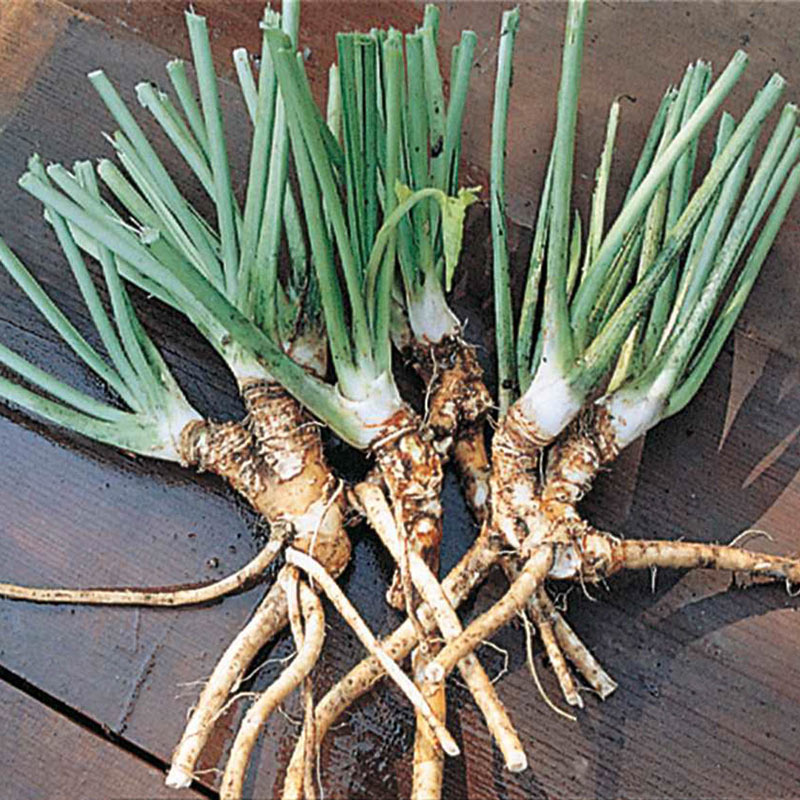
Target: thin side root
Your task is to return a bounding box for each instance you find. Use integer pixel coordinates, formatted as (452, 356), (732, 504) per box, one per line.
(527, 596), (583, 708)
(356, 482), (527, 772)
(0, 536), (287, 606)
(285, 548), (460, 758)
(540, 590), (617, 699)
(219, 575), (324, 800)
(166, 572), (289, 789)
(520, 611), (577, 722)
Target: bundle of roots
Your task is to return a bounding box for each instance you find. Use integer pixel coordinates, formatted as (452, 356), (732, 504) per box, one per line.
(2, 2), (800, 800)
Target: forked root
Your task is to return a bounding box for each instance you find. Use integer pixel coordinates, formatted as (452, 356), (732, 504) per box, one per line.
(280, 529), (501, 799)
(526, 594), (582, 708)
(501, 557), (617, 703)
(166, 572), (290, 789)
(424, 547), (553, 682)
(219, 571), (324, 800)
(355, 482), (527, 772)
(284, 548), (460, 758)
(0, 533), (288, 607)
(537, 589), (617, 699)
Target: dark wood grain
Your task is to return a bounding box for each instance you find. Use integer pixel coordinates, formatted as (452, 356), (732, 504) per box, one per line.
(0, 677), (205, 800)
(2, 1), (800, 799)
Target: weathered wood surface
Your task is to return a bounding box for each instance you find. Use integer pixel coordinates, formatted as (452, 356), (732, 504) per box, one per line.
(0, 677), (206, 800)
(1, 1), (800, 798)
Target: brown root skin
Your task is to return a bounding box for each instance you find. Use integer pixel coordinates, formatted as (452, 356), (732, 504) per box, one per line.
(180, 419), (267, 510)
(371, 406), (443, 609)
(407, 334), (493, 450)
(169, 387), (351, 792)
(239, 380), (351, 576)
(453, 425), (491, 523)
(407, 335), (493, 522)
(489, 404), (548, 549)
(542, 407), (619, 505)
(501, 559), (617, 702)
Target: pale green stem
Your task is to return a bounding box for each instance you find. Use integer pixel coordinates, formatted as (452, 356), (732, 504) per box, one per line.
(442, 31), (476, 196)
(232, 48), (258, 122)
(539, 0), (586, 375)
(667, 160), (800, 417)
(166, 59), (211, 157)
(268, 33), (372, 369)
(374, 31), (402, 375)
(186, 11), (239, 299)
(576, 73), (785, 395)
(490, 7), (520, 415)
(0, 236), (131, 404)
(583, 98), (620, 276)
(517, 154), (553, 394)
(135, 82), (215, 199)
(570, 50), (750, 346)
(89, 70), (223, 289)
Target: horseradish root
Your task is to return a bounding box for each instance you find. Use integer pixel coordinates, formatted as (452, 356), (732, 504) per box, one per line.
(284, 548), (460, 758)
(356, 482), (527, 772)
(166, 572), (291, 789)
(219, 571), (324, 800)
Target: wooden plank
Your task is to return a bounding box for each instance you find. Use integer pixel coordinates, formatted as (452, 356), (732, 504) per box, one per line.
(0, 678), (205, 800)
(0, 4), (281, 798)
(1, 2), (800, 799)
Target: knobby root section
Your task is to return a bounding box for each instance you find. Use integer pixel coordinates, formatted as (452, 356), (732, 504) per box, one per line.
(219, 570), (324, 800)
(542, 409), (618, 506)
(205, 383), (352, 576)
(408, 334), (493, 524)
(281, 528), (502, 799)
(355, 482), (527, 772)
(453, 424), (492, 522)
(285, 548), (460, 758)
(407, 334), (493, 456)
(370, 406), (443, 611)
(489, 404), (552, 550)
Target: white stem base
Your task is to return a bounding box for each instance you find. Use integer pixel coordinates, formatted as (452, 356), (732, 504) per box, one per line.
(518, 361), (582, 444)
